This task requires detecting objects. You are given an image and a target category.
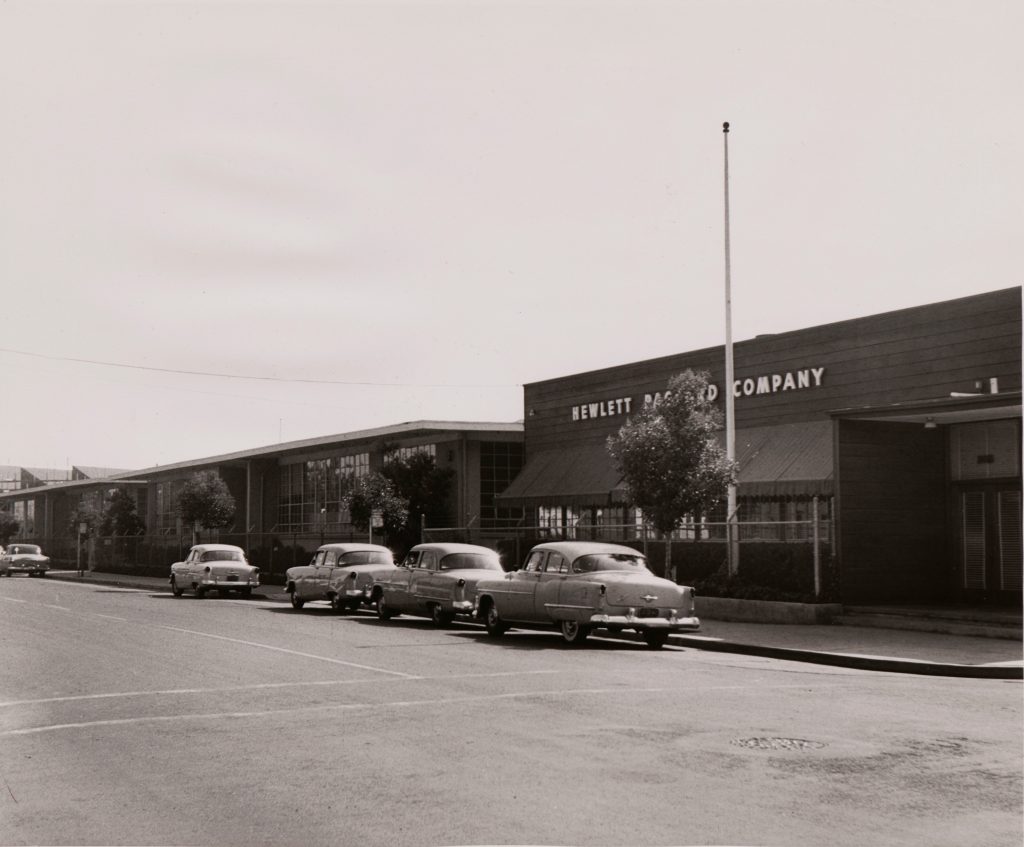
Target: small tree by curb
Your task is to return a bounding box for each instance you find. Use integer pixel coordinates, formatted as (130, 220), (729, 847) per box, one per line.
(101, 489), (145, 536)
(177, 471), (236, 543)
(343, 472), (409, 543)
(0, 507), (20, 544)
(607, 369), (736, 582)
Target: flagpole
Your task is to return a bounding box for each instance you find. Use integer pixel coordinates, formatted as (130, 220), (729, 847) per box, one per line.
(723, 121), (739, 576)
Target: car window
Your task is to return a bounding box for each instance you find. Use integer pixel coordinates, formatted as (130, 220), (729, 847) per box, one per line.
(311, 551), (326, 567)
(323, 550), (337, 566)
(402, 551), (421, 567)
(544, 553), (567, 574)
(419, 551), (437, 570)
(200, 550), (245, 563)
(340, 550), (393, 565)
(523, 551), (546, 572)
(439, 553), (503, 571)
(571, 552), (648, 573)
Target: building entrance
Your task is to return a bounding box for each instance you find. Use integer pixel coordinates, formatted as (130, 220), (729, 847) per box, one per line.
(957, 484), (1022, 603)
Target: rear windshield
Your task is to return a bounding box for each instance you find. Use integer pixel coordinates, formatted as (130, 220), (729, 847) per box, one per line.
(8, 545), (41, 555)
(439, 553), (503, 571)
(200, 550), (245, 563)
(338, 551), (393, 565)
(571, 553), (649, 573)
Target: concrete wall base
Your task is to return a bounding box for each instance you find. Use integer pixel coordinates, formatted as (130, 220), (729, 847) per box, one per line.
(697, 597), (842, 624)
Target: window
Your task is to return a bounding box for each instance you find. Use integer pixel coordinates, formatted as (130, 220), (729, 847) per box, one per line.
(385, 444), (436, 464)
(278, 453), (369, 531)
(544, 553), (567, 574)
(480, 441), (525, 529)
(524, 551), (546, 572)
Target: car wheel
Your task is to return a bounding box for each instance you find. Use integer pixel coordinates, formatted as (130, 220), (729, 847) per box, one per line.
(430, 605), (454, 627)
(560, 619), (590, 645)
(643, 630), (670, 650)
(330, 594), (349, 614)
(240, 587), (252, 598)
(171, 577), (184, 597)
(376, 597), (396, 621)
(484, 603), (507, 637)
(195, 586), (206, 599)
(290, 591), (304, 610)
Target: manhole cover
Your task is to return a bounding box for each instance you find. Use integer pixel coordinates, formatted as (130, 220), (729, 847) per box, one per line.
(732, 737), (826, 751)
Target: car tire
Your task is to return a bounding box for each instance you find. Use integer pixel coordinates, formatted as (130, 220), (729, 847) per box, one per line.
(643, 630), (670, 650)
(195, 586), (206, 599)
(290, 591), (304, 610)
(484, 603), (507, 637)
(240, 587), (252, 598)
(560, 619), (590, 645)
(376, 597), (396, 621)
(430, 605), (454, 627)
(171, 577), (184, 597)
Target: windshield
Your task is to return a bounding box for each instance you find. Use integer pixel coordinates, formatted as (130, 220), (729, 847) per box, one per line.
(200, 550), (245, 563)
(571, 552), (649, 573)
(439, 553), (503, 571)
(9, 545), (41, 555)
(338, 551), (393, 565)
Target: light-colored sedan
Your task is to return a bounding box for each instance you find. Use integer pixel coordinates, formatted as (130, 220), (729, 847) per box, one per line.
(473, 541), (700, 649)
(0, 543), (50, 577)
(285, 543), (396, 612)
(169, 544), (259, 598)
(373, 542), (505, 625)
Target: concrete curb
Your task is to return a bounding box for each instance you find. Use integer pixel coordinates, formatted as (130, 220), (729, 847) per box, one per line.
(41, 572), (1022, 680)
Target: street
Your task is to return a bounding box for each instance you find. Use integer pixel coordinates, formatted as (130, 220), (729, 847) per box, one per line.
(1, 577), (1021, 847)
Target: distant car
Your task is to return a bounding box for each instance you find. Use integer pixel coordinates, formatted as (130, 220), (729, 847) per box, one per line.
(0, 543), (50, 578)
(169, 544), (259, 598)
(472, 541), (700, 649)
(285, 543), (396, 611)
(372, 542), (505, 625)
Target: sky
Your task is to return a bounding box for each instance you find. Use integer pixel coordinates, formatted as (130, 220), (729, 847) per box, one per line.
(1, 0), (1020, 472)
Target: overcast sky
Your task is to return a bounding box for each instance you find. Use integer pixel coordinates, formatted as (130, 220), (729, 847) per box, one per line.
(1, 0), (1020, 471)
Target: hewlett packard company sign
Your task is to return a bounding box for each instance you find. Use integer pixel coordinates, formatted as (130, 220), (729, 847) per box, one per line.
(570, 367), (826, 422)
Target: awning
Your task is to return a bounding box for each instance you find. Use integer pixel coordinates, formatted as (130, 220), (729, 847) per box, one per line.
(496, 420), (834, 507)
(495, 442), (625, 508)
(730, 420), (834, 498)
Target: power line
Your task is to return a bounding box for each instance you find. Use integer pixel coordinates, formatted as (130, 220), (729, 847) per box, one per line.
(0, 347), (519, 389)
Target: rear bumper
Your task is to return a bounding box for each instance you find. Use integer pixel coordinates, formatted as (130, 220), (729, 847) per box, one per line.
(588, 613), (700, 632)
(8, 564), (48, 574)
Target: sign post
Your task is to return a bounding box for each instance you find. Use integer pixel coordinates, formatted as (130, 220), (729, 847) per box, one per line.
(77, 523), (87, 577)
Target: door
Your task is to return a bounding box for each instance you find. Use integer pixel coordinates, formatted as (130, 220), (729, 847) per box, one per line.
(501, 550), (546, 621)
(958, 485), (1022, 600)
(534, 551), (568, 620)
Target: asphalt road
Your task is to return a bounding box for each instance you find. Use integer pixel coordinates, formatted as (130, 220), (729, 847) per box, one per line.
(1, 578), (1021, 847)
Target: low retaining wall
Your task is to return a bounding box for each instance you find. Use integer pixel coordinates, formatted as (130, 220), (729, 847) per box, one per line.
(697, 597), (842, 625)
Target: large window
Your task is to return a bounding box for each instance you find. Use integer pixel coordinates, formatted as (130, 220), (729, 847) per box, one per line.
(480, 441), (525, 528)
(278, 454), (369, 531)
(385, 444), (436, 464)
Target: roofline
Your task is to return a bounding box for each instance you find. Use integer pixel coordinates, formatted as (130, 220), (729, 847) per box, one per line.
(829, 390), (1023, 419)
(0, 477), (148, 500)
(524, 286), (1022, 390)
(115, 419), (523, 479)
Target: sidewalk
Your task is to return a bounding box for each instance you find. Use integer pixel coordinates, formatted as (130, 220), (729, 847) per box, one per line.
(39, 570), (1024, 680)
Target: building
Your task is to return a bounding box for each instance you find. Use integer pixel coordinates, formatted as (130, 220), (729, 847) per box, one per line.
(0, 421), (524, 574)
(497, 287), (1022, 606)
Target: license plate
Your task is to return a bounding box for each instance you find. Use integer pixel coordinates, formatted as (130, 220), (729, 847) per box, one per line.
(636, 607), (659, 618)
(226, 574), (239, 582)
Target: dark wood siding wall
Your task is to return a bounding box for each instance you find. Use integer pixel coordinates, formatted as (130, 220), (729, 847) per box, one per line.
(522, 287), (1021, 452)
(837, 420), (948, 603)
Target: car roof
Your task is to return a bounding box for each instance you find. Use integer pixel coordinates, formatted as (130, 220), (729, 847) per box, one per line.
(317, 543), (393, 553)
(190, 544), (245, 552)
(409, 542), (500, 555)
(529, 541), (646, 561)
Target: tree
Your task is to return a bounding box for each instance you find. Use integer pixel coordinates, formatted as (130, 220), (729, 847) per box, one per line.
(177, 471), (236, 541)
(607, 369), (736, 582)
(0, 507), (19, 544)
(381, 451), (456, 550)
(343, 472), (409, 541)
(100, 489), (145, 536)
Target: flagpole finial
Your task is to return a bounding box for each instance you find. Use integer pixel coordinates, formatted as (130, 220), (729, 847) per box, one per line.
(723, 122), (730, 133)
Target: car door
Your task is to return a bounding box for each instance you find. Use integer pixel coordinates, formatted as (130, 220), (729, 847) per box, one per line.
(386, 550), (418, 610)
(296, 550), (325, 600)
(533, 551), (568, 621)
(409, 549), (441, 610)
(183, 548), (199, 583)
(309, 549), (332, 599)
(501, 550), (546, 622)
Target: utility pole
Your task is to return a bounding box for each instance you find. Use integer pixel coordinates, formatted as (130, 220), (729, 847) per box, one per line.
(723, 121), (739, 576)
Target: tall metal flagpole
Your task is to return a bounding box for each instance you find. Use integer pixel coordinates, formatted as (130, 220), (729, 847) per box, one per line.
(723, 121), (739, 576)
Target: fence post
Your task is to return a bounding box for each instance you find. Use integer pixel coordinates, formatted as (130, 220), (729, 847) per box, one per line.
(812, 495), (821, 599)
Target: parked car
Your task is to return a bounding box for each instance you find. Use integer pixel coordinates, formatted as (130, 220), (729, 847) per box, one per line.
(373, 542), (505, 625)
(472, 541), (700, 649)
(0, 543), (51, 577)
(169, 544), (259, 598)
(285, 543), (396, 611)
